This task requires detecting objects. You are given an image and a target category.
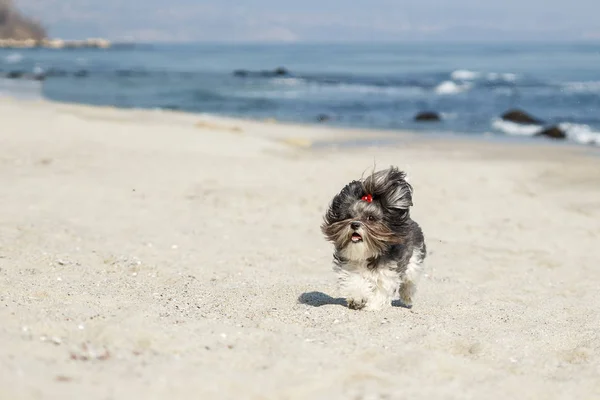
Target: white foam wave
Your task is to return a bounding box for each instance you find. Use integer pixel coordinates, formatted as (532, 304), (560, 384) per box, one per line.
(4, 53), (23, 64)
(435, 81), (471, 95)
(492, 119), (541, 136)
(332, 83), (424, 96)
(487, 72), (517, 82)
(272, 77), (304, 86)
(559, 123), (600, 146)
(451, 69), (480, 81)
(269, 77), (426, 97)
(243, 82), (425, 100)
(563, 81), (600, 93)
(441, 112), (458, 120)
(492, 118), (600, 146)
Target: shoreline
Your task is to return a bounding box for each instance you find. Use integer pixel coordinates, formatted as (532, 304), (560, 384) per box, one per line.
(2, 95), (597, 155)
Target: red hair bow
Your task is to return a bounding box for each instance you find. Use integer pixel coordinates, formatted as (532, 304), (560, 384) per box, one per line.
(361, 194), (373, 203)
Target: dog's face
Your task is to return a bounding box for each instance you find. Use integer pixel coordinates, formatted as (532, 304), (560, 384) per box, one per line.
(321, 167), (413, 260)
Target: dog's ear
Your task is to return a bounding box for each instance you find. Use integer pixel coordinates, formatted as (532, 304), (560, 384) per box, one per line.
(324, 180), (363, 223)
(364, 167), (413, 210)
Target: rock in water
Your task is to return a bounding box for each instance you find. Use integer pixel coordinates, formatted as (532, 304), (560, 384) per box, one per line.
(6, 71), (23, 79)
(316, 114), (331, 122)
(414, 111), (441, 122)
(501, 109), (542, 124)
(233, 67), (290, 78)
(233, 69), (248, 77)
(273, 67), (289, 76)
(536, 126), (566, 140)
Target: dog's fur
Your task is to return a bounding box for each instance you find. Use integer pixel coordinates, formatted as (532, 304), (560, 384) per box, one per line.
(321, 166), (426, 310)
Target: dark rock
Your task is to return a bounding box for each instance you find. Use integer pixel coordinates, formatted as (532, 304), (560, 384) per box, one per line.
(233, 67), (290, 78)
(233, 69), (249, 77)
(74, 70), (89, 78)
(501, 109), (542, 124)
(414, 111), (441, 122)
(536, 125), (566, 140)
(6, 71), (24, 79)
(162, 104), (181, 111)
(273, 67), (289, 76)
(316, 114), (331, 122)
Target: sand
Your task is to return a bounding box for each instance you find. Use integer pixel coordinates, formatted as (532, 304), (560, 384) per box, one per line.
(1, 98), (599, 399)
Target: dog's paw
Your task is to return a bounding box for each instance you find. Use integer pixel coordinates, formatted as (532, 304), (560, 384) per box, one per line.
(395, 298), (413, 309)
(347, 298), (367, 310)
(398, 282), (415, 309)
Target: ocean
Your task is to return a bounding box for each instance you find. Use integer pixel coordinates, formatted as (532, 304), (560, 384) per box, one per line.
(1, 42), (600, 146)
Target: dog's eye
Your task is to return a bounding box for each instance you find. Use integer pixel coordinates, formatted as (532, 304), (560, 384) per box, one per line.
(367, 215), (376, 222)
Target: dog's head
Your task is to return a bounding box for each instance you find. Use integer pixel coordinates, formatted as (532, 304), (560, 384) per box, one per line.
(321, 167), (413, 260)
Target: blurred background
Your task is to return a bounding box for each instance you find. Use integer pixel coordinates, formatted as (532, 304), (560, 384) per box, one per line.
(1, 0), (599, 145)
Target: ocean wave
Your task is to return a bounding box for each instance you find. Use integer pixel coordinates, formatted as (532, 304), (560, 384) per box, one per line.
(495, 73), (516, 82)
(492, 119), (541, 136)
(435, 81), (471, 95)
(492, 118), (600, 146)
(451, 69), (480, 81)
(559, 123), (600, 146)
(4, 53), (23, 64)
(271, 77), (304, 86)
(450, 69), (518, 83)
(268, 76), (427, 97)
(440, 112), (458, 120)
(563, 81), (600, 93)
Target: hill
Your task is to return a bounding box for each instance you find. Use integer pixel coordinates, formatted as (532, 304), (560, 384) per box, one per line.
(0, 0), (46, 40)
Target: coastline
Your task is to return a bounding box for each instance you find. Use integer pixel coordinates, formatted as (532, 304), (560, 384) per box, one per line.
(2, 95), (597, 154)
(0, 38), (111, 49)
(3, 41), (600, 148)
(1, 96), (600, 399)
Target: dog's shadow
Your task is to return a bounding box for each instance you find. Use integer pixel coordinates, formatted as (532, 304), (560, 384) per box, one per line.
(298, 291), (412, 309)
(298, 291), (347, 307)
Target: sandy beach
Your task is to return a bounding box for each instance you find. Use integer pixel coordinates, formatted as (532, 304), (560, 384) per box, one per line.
(1, 98), (599, 399)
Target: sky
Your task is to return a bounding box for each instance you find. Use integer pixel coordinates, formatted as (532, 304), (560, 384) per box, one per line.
(16, 0), (600, 42)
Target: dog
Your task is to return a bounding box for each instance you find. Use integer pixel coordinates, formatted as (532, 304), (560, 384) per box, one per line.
(321, 166), (426, 311)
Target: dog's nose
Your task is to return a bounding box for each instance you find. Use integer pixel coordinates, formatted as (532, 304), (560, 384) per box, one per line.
(350, 221), (361, 230)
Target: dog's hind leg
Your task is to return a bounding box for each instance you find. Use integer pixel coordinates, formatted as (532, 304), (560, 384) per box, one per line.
(398, 246), (425, 308)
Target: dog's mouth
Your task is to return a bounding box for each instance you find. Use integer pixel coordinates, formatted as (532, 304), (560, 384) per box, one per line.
(351, 233), (363, 243)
